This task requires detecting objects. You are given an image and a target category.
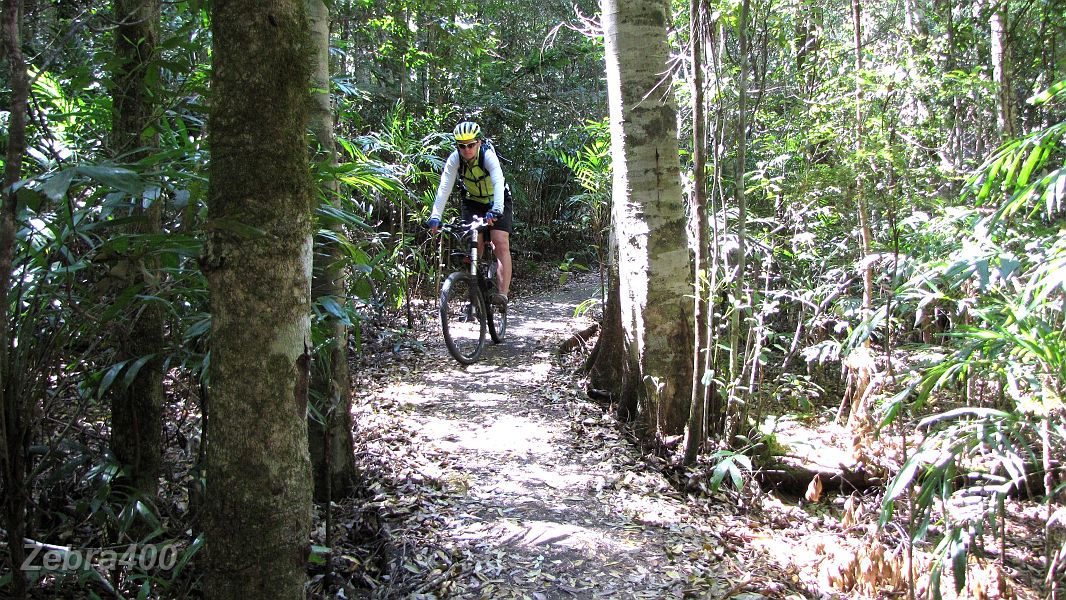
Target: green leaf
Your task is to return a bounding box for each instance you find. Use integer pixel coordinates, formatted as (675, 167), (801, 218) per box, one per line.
(884, 454), (922, 503)
(951, 534), (968, 593)
(98, 361), (129, 399)
(1016, 143), (1047, 188)
(77, 164), (145, 195)
(40, 168), (76, 201)
(122, 354), (156, 389)
(205, 218), (266, 238)
(309, 545), (331, 566)
(1026, 79), (1066, 105)
(351, 277), (373, 300)
(168, 534), (204, 582)
(316, 296), (352, 326)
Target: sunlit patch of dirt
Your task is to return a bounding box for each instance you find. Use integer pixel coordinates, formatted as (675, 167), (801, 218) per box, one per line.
(321, 271), (1055, 600)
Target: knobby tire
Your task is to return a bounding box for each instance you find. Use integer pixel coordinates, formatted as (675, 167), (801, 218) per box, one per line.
(440, 271), (486, 364)
(486, 261), (507, 343)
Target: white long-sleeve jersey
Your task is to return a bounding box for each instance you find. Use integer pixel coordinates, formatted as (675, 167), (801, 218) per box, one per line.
(429, 145), (506, 221)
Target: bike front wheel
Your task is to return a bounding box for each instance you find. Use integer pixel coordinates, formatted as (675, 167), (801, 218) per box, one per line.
(440, 272), (486, 364)
(486, 260), (507, 343)
(487, 296), (507, 343)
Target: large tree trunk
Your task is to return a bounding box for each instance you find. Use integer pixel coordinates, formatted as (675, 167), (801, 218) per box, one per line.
(204, 2), (314, 597)
(586, 249), (642, 426)
(109, 0), (164, 499)
(601, 0), (694, 443)
(2, 1), (30, 595)
(306, 0), (357, 502)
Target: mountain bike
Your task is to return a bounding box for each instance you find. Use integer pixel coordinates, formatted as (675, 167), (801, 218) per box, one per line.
(438, 216), (507, 364)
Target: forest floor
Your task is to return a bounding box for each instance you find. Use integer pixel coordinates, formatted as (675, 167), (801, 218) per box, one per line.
(319, 270), (1049, 600)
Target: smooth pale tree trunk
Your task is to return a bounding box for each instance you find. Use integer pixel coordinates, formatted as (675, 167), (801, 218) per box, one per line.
(204, 2), (314, 597)
(306, 0), (357, 502)
(2, 1), (30, 595)
(989, 3), (1018, 139)
(601, 0), (694, 442)
(109, 0), (164, 499)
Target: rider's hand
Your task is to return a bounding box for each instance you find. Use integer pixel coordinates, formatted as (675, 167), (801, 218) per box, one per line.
(484, 210), (498, 225)
(427, 217), (440, 234)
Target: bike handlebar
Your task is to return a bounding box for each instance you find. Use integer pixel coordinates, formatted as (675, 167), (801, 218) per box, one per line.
(439, 216), (491, 237)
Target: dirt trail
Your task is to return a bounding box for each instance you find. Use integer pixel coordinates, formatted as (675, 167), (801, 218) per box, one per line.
(337, 274), (1052, 600)
(344, 275), (753, 599)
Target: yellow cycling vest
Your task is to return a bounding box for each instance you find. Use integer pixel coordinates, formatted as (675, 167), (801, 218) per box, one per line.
(460, 145), (495, 203)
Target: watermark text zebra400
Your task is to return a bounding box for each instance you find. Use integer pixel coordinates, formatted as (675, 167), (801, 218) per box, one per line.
(22, 542), (180, 571)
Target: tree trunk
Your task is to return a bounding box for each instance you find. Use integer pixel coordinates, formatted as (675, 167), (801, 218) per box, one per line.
(989, 3), (1018, 139)
(1, 1), (30, 595)
(306, 0), (357, 503)
(684, 0), (709, 465)
(602, 0), (694, 443)
(841, 0), (877, 441)
(941, 0), (965, 174)
(587, 244), (626, 399)
(706, 15), (728, 440)
(109, 0), (164, 499)
(204, 2), (314, 598)
(723, 0), (751, 446)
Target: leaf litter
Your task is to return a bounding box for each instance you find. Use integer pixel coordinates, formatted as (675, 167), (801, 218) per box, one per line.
(312, 272), (1049, 600)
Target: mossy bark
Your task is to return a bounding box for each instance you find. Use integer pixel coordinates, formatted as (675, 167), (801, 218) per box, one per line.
(204, 2), (314, 598)
(602, 0), (695, 443)
(109, 0), (164, 498)
(306, 0), (357, 502)
(2, 0), (30, 595)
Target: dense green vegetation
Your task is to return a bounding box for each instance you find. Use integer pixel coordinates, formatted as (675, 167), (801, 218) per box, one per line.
(0, 0), (1063, 597)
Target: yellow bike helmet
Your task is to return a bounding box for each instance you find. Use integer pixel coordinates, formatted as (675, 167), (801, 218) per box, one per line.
(453, 121), (482, 142)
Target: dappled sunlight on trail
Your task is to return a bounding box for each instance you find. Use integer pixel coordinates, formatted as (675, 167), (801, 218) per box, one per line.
(351, 274), (733, 598)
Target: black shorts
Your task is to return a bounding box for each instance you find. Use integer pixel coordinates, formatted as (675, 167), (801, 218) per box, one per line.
(461, 191), (513, 234)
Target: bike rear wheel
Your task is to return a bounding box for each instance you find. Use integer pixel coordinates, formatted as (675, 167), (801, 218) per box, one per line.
(440, 272), (486, 364)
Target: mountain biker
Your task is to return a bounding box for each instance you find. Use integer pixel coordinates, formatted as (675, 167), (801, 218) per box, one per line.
(427, 121), (513, 306)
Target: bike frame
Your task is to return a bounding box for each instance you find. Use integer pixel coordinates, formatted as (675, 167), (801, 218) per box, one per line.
(438, 215), (507, 364)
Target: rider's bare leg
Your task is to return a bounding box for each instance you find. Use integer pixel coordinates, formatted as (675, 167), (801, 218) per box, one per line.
(489, 229), (511, 297)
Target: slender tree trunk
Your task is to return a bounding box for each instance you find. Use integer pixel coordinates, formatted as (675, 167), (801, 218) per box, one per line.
(840, 0), (877, 437)
(724, 0), (751, 445)
(706, 16), (728, 439)
(989, 2), (1018, 138)
(109, 0), (164, 499)
(602, 0), (694, 442)
(852, 0), (873, 317)
(941, 0), (964, 173)
(1, 0), (30, 595)
(684, 0), (709, 465)
(306, 0), (357, 502)
(204, 2), (314, 597)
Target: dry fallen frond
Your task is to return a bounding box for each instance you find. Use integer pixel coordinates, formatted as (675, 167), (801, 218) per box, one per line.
(805, 473), (823, 503)
(818, 538), (908, 595)
(841, 494), (863, 529)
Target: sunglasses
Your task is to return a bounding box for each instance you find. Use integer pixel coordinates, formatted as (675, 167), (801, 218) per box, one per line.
(456, 141), (479, 149)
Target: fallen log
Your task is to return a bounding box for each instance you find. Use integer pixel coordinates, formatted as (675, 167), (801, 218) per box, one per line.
(558, 323), (599, 354)
(756, 461), (886, 497)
